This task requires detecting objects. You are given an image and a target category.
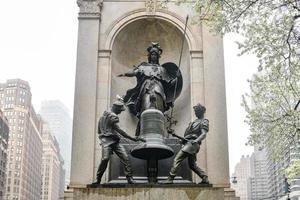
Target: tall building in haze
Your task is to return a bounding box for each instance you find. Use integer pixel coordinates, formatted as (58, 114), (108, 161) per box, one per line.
(0, 109), (9, 199)
(232, 146), (300, 200)
(39, 100), (72, 184)
(231, 155), (251, 200)
(58, 155), (65, 198)
(232, 150), (269, 200)
(0, 79), (43, 200)
(41, 122), (65, 200)
(249, 147), (268, 200)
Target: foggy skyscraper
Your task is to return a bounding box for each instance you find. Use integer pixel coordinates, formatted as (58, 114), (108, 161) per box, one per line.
(39, 100), (72, 184)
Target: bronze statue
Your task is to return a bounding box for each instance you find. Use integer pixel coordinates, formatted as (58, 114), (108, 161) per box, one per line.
(92, 100), (144, 185)
(117, 42), (183, 182)
(118, 42), (182, 121)
(164, 103), (209, 184)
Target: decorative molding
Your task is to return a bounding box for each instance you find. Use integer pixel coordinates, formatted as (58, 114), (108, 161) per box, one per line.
(77, 0), (103, 19)
(190, 50), (203, 59)
(145, 0), (162, 14)
(98, 50), (112, 58)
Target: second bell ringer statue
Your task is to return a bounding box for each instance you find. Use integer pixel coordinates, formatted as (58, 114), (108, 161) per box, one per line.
(92, 100), (144, 185)
(165, 103), (210, 184)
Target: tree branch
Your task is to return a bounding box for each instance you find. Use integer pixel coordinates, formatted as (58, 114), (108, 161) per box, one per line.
(286, 23), (294, 68)
(232, 0), (259, 22)
(222, 0), (234, 11)
(294, 99), (300, 110)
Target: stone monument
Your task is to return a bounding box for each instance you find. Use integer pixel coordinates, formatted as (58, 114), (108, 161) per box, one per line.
(67, 0), (239, 199)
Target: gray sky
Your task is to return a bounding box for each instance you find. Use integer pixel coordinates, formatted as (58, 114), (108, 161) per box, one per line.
(224, 34), (257, 173)
(0, 1), (256, 175)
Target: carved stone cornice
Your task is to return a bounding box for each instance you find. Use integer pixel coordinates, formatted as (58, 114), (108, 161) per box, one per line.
(77, 0), (103, 19)
(190, 50), (203, 59)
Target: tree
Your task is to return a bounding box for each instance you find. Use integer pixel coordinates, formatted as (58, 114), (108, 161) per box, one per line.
(163, 0), (300, 177)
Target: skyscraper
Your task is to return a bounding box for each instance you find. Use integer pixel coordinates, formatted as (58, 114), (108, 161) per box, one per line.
(249, 147), (268, 200)
(287, 145), (300, 199)
(0, 109), (9, 199)
(232, 155), (251, 200)
(0, 79), (43, 200)
(267, 144), (300, 200)
(58, 155), (65, 198)
(41, 122), (65, 200)
(232, 146), (300, 200)
(39, 100), (72, 185)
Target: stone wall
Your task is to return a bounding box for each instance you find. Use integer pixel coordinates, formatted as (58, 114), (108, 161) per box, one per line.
(71, 186), (224, 200)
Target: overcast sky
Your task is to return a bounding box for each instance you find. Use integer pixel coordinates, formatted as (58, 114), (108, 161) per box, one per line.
(0, 1), (256, 175)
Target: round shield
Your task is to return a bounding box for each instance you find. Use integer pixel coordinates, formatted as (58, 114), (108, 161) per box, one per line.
(162, 62), (183, 103)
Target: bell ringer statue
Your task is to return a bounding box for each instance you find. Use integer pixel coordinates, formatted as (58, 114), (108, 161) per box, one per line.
(165, 103), (210, 184)
(92, 99), (144, 185)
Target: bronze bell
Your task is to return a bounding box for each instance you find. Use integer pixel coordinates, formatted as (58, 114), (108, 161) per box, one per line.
(131, 109), (174, 160)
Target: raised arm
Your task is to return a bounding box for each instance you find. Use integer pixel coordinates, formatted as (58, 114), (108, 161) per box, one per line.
(117, 66), (139, 77)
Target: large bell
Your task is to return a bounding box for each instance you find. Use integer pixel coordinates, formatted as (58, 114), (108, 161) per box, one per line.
(131, 109), (174, 160)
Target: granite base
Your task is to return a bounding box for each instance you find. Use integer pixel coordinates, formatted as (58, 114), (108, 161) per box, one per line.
(70, 184), (225, 200)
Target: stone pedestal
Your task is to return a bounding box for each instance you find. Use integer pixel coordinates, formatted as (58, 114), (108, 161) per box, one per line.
(224, 188), (240, 200)
(71, 185), (224, 200)
(63, 186), (240, 200)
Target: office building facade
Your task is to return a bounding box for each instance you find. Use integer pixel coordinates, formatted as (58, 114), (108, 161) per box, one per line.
(249, 147), (268, 200)
(0, 79), (43, 200)
(41, 122), (64, 200)
(0, 110), (9, 199)
(232, 155), (251, 200)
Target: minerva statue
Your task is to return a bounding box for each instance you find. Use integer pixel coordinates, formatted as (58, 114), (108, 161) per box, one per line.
(117, 42), (182, 121)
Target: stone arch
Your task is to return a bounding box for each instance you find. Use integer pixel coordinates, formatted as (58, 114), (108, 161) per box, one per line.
(104, 9), (199, 51)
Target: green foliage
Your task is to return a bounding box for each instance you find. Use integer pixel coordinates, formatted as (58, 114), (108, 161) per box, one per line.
(243, 68), (300, 165)
(163, 0), (300, 176)
(286, 160), (300, 180)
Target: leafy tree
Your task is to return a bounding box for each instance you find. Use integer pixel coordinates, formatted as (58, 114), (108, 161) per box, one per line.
(163, 0), (300, 177)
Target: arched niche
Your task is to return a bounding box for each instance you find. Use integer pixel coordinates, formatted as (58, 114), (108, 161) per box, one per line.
(110, 18), (191, 135)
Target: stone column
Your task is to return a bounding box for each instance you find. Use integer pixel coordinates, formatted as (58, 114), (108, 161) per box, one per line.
(190, 50), (207, 182)
(202, 25), (230, 187)
(70, 0), (102, 187)
(94, 50), (112, 182)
